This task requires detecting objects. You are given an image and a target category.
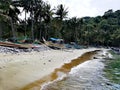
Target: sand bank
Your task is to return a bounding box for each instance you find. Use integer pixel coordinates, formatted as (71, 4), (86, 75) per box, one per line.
(0, 48), (99, 90)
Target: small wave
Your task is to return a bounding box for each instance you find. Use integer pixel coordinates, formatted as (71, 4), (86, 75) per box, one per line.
(41, 51), (99, 90)
(69, 60), (91, 75)
(22, 50), (99, 90)
(41, 73), (67, 90)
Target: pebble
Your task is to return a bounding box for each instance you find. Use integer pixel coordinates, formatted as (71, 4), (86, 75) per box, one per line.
(48, 60), (51, 62)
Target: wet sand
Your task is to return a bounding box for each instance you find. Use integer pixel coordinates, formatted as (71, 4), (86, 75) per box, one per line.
(42, 49), (112, 90)
(0, 48), (99, 90)
(22, 50), (99, 90)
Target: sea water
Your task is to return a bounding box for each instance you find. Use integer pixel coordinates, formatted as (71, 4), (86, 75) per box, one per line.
(22, 50), (101, 90)
(22, 50), (119, 90)
(41, 56), (106, 90)
(23, 50), (112, 90)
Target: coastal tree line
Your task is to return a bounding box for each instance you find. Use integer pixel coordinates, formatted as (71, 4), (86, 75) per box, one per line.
(0, 0), (120, 47)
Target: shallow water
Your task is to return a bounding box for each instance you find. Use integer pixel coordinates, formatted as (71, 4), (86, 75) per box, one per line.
(22, 50), (100, 90)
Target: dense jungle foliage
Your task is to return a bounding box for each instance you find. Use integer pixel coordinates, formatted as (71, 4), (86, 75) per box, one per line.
(0, 0), (120, 47)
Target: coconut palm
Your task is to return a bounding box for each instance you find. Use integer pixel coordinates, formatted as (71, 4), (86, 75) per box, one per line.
(13, 0), (30, 37)
(53, 4), (68, 38)
(55, 4), (68, 21)
(0, 0), (20, 40)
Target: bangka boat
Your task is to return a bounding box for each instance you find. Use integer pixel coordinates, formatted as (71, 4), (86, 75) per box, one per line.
(43, 38), (65, 49)
(0, 41), (35, 49)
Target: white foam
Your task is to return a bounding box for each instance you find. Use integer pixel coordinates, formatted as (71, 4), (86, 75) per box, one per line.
(41, 73), (67, 90)
(69, 60), (92, 75)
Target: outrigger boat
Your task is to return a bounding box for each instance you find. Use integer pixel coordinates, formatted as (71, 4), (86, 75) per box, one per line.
(0, 41), (35, 49)
(43, 37), (65, 49)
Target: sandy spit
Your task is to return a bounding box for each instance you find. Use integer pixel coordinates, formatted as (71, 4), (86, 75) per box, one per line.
(0, 48), (99, 90)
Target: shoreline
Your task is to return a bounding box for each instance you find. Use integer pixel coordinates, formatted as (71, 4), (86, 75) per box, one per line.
(0, 48), (100, 90)
(41, 49), (112, 90)
(23, 50), (99, 90)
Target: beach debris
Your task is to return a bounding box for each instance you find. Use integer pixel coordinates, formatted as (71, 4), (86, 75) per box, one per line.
(0, 45), (51, 54)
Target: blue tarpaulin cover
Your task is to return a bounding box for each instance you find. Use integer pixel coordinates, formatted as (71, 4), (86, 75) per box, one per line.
(50, 38), (59, 41)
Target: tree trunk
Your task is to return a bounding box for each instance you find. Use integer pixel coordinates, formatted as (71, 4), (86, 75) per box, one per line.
(24, 11), (27, 36)
(0, 21), (2, 39)
(10, 18), (16, 41)
(39, 19), (42, 41)
(39, 29), (42, 40)
(31, 10), (34, 41)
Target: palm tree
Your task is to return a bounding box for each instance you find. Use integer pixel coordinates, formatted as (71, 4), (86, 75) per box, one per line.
(13, 0), (35, 40)
(40, 3), (53, 40)
(12, 0), (53, 41)
(25, 0), (52, 40)
(54, 4), (68, 38)
(0, 0), (10, 38)
(0, 0), (20, 40)
(13, 0), (30, 37)
(9, 4), (20, 40)
(56, 4), (68, 21)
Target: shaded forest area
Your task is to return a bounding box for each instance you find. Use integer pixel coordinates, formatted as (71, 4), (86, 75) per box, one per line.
(0, 0), (120, 47)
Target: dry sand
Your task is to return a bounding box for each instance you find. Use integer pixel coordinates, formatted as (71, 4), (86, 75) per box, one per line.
(0, 48), (100, 90)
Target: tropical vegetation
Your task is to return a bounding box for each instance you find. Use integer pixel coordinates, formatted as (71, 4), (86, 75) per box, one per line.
(0, 0), (120, 47)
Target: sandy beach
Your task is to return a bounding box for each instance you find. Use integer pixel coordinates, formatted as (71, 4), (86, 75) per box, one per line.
(0, 48), (101, 90)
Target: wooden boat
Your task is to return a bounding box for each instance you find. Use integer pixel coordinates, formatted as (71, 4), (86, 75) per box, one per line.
(17, 44), (35, 49)
(0, 41), (34, 49)
(43, 38), (65, 49)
